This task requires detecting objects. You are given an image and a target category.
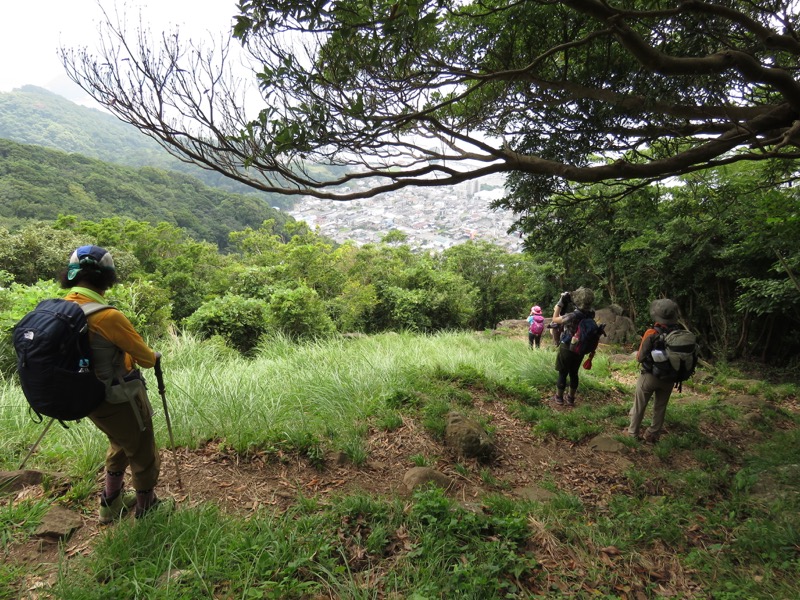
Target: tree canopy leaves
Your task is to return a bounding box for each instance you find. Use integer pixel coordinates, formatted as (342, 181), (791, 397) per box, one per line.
(60, 1), (800, 208)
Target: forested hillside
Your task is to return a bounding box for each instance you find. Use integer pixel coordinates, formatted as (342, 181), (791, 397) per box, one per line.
(0, 86), (293, 207)
(1, 85), (798, 364)
(0, 138), (294, 249)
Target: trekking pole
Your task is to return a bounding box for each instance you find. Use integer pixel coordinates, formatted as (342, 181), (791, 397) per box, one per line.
(18, 417), (56, 469)
(154, 357), (183, 490)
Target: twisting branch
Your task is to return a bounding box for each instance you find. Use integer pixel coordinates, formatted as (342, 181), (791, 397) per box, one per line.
(59, 0), (800, 203)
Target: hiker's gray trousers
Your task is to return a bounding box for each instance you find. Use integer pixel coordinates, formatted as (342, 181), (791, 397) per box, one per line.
(628, 372), (675, 437)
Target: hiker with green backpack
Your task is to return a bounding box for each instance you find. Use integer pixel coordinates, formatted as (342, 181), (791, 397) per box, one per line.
(626, 298), (698, 443)
(58, 246), (164, 522)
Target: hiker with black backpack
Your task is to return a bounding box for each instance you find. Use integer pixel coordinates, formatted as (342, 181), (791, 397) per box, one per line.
(59, 246), (164, 522)
(626, 299), (697, 443)
(550, 287), (602, 407)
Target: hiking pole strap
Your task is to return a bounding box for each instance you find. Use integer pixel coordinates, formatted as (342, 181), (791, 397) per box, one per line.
(19, 417), (56, 469)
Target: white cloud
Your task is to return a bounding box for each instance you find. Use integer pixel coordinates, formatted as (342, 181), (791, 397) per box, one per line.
(0, 0), (239, 100)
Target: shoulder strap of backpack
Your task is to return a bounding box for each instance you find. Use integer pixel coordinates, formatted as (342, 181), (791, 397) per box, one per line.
(80, 302), (117, 317)
(661, 323), (685, 335)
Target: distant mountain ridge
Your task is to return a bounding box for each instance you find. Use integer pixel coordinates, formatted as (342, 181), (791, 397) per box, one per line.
(0, 85), (290, 208)
(0, 137), (293, 249)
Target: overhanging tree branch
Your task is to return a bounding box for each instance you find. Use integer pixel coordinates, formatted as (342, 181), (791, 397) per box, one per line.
(59, 0), (800, 203)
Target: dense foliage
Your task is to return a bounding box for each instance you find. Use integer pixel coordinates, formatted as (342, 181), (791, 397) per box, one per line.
(0, 138), (294, 249)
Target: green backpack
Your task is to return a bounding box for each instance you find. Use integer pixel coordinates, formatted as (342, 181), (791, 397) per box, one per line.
(650, 325), (698, 385)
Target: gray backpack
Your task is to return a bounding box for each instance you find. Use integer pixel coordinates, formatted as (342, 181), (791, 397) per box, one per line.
(651, 326), (698, 384)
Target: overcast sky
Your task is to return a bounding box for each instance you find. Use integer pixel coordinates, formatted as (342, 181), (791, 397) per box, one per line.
(0, 0), (239, 103)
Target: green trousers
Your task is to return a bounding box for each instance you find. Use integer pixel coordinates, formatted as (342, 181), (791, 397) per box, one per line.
(88, 388), (160, 491)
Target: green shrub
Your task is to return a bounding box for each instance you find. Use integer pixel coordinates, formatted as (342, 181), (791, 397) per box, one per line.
(227, 265), (283, 300)
(106, 279), (172, 342)
(266, 284), (336, 340)
(327, 279), (378, 333)
(185, 294), (270, 354)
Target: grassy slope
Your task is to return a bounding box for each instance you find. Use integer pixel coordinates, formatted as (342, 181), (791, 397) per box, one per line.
(1, 332), (799, 598)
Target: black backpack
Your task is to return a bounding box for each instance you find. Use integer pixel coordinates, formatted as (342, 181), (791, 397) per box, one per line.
(13, 299), (113, 422)
(649, 324), (698, 386)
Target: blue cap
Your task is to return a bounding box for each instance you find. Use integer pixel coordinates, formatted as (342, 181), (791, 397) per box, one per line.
(67, 245), (116, 281)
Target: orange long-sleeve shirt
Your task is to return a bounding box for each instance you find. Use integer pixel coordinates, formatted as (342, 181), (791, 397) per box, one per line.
(65, 291), (157, 371)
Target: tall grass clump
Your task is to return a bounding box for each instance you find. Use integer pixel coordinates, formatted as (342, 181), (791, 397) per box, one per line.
(162, 330), (569, 455)
(1, 330), (618, 477)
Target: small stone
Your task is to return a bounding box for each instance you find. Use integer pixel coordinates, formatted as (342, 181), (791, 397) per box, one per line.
(402, 467), (452, 491)
(34, 506), (83, 541)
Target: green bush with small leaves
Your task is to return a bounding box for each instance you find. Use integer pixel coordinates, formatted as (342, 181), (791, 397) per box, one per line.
(265, 284), (336, 340)
(184, 294), (270, 354)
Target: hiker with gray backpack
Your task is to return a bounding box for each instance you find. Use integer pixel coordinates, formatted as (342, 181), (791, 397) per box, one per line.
(626, 298), (698, 443)
(15, 246), (163, 523)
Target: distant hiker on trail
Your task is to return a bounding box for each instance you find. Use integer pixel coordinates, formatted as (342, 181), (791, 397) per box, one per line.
(550, 287), (596, 407)
(59, 245), (163, 522)
(626, 299), (696, 443)
(527, 305), (545, 349)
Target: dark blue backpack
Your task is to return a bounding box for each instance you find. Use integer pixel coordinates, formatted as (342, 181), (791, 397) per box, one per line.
(564, 311), (606, 356)
(13, 299), (112, 422)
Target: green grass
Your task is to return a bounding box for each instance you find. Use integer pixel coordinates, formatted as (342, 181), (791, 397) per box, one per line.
(47, 487), (537, 599)
(0, 497), (50, 548)
(1, 332), (539, 472)
(2, 331), (800, 598)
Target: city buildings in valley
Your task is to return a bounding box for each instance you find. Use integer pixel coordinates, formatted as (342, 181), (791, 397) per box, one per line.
(287, 174), (522, 251)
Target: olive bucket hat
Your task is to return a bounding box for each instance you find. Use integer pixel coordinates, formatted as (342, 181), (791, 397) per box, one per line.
(571, 287), (595, 311)
(650, 298), (679, 325)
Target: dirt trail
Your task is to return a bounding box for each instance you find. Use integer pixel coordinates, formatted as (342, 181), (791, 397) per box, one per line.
(6, 357), (796, 598)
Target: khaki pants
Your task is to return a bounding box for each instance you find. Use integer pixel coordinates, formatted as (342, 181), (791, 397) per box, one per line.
(628, 372), (675, 438)
(89, 387), (160, 491)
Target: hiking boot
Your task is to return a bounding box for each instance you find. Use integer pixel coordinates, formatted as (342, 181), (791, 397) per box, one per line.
(566, 394), (575, 407)
(99, 489), (137, 525)
(553, 394), (564, 405)
(643, 431), (660, 444)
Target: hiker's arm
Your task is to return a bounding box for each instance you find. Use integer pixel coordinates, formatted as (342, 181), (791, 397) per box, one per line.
(93, 310), (158, 369)
(551, 303), (563, 324)
(552, 308), (573, 326)
(551, 292), (571, 324)
(637, 329), (658, 363)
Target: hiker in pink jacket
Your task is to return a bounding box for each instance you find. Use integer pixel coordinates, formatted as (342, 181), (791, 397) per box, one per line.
(527, 305), (545, 349)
